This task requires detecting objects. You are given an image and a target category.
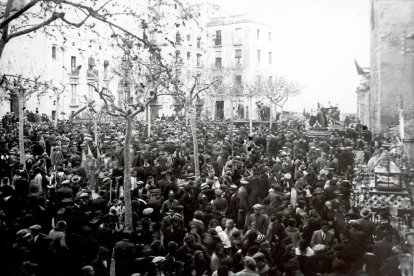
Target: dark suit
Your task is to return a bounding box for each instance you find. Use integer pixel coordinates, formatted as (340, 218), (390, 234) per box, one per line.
(310, 230), (337, 249)
(114, 239), (136, 276)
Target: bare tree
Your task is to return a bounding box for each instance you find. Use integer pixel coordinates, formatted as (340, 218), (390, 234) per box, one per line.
(262, 76), (301, 128)
(49, 83), (65, 127)
(160, 70), (221, 177)
(244, 80), (263, 135)
(0, 74), (51, 167)
(0, 0), (192, 60)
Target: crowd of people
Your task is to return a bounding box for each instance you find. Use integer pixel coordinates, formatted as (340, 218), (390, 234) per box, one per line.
(0, 111), (413, 276)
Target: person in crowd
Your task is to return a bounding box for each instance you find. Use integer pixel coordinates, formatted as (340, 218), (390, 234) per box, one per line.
(0, 113), (411, 276)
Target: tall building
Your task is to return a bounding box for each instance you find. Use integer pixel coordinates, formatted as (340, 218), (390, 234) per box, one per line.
(367, 0), (414, 134)
(205, 14), (277, 120)
(0, 32), (119, 121)
(144, 1), (221, 120)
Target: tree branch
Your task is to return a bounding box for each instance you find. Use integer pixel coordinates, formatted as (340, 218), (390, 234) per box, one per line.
(7, 12), (64, 41)
(0, 0), (40, 29)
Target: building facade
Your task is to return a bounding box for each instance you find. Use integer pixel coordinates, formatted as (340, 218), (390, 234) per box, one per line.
(205, 14), (277, 120)
(368, 0), (414, 135)
(0, 32), (119, 121)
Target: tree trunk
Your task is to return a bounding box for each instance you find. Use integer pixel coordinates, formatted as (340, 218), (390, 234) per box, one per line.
(269, 102), (273, 130)
(0, 39), (6, 62)
(189, 109), (200, 177)
(211, 97), (215, 120)
(94, 118), (98, 145)
(230, 99), (234, 156)
(249, 96), (253, 136)
(123, 116), (133, 230)
(18, 92), (26, 167)
(0, 0), (13, 62)
(54, 96), (59, 128)
(147, 105), (151, 137)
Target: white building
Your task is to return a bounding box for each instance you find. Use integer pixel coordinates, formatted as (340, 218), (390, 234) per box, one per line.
(205, 14), (277, 120)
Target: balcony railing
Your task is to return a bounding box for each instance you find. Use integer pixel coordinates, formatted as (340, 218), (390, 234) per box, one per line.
(69, 74), (79, 85)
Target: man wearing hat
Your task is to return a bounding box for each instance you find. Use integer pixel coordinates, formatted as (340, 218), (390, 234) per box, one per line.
(252, 252), (269, 276)
(246, 204), (269, 235)
(176, 234), (204, 260)
(152, 256), (166, 276)
(114, 230), (136, 276)
(56, 180), (74, 202)
(357, 207), (375, 243)
(310, 187), (325, 215)
(212, 189), (228, 221)
(310, 221), (338, 250)
(237, 180), (249, 229)
(198, 182), (210, 210)
(161, 190), (179, 215)
(227, 184), (239, 222)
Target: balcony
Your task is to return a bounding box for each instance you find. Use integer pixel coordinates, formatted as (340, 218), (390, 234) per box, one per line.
(69, 74), (79, 85)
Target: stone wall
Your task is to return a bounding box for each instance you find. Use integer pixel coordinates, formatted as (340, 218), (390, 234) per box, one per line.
(370, 0), (414, 134)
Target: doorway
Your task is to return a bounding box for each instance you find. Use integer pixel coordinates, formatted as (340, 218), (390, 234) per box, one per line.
(216, 101), (224, 119)
(10, 93), (19, 114)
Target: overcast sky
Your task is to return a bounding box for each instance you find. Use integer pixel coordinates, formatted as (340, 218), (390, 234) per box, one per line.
(208, 0), (370, 113)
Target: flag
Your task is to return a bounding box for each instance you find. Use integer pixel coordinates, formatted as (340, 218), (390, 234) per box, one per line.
(96, 147), (101, 160)
(81, 147), (87, 168)
(87, 144), (94, 159)
(354, 60), (366, 75)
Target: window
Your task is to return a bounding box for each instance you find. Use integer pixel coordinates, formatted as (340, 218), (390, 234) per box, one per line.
(235, 75), (242, 86)
(257, 29), (260, 39)
(71, 56), (76, 74)
(215, 30), (222, 46)
(52, 45), (57, 60)
(176, 32), (181, 45)
(235, 49), (242, 66)
(215, 57), (222, 69)
(235, 28), (242, 42)
(187, 52), (191, 61)
(104, 60), (109, 79)
(175, 50), (181, 63)
(187, 34), (191, 41)
(197, 37), (201, 49)
(269, 32), (272, 42)
(268, 52), (272, 64)
(71, 84), (77, 104)
(257, 50), (261, 62)
(196, 53), (201, 67)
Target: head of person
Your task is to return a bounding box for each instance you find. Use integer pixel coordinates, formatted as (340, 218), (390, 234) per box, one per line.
(184, 234), (195, 248)
(288, 218), (297, 227)
(321, 221), (329, 233)
(252, 252), (265, 267)
(225, 219), (235, 229)
(325, 201), (333, 210)
(243, 256), (256, 271)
